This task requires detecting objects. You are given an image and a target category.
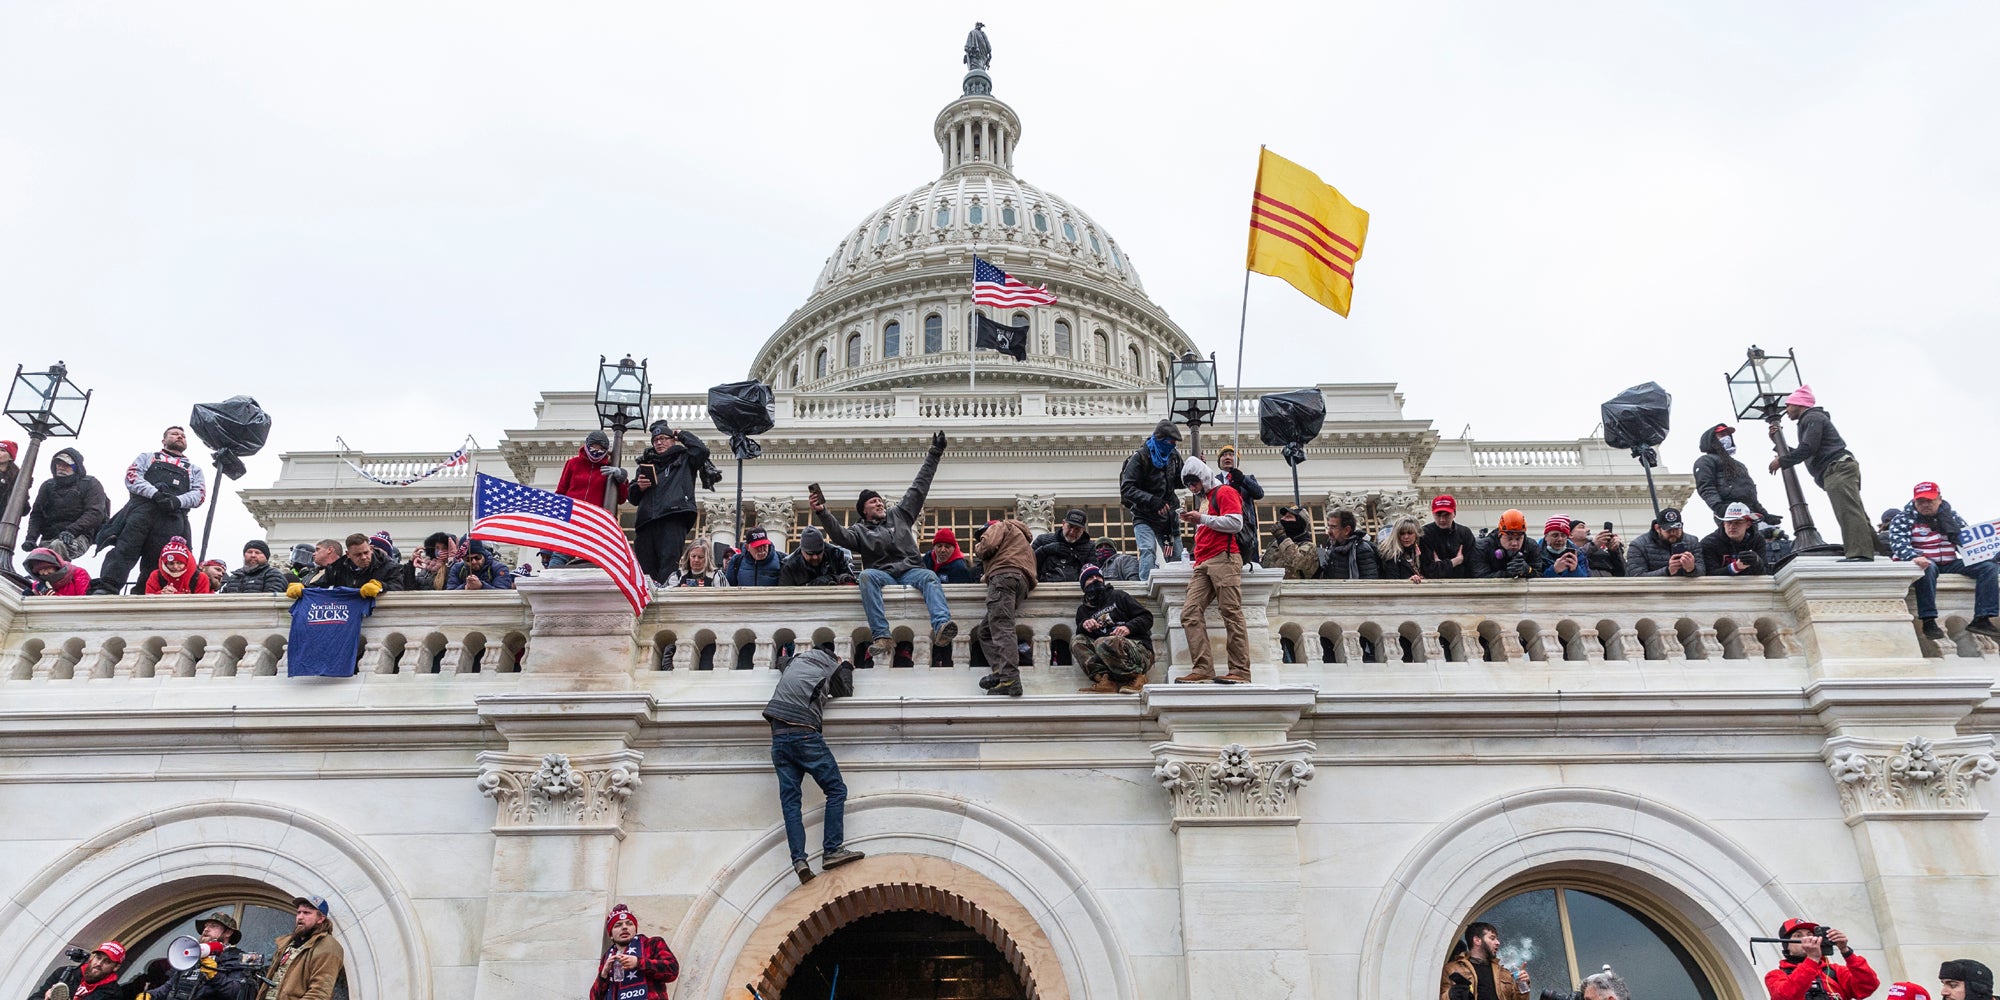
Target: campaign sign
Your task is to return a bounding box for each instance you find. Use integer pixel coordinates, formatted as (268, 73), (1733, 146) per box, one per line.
(1959, 516), (2000, 566)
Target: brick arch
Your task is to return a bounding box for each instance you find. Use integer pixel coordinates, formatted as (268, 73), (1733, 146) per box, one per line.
(744, 861), (1059, 999)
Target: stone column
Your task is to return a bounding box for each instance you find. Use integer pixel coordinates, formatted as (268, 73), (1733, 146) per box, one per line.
(1148, 687), (1318, 999)
(472, 693), (652, 1000)
(514, 568), (639, 692)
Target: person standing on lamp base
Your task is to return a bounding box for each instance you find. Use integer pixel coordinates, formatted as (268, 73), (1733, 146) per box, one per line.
(1767, 385), (1876, 560)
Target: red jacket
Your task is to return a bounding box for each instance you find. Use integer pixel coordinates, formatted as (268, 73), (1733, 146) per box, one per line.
(589, 935), (679, 1000)
(1766, 953), (1880, 1000)
(558, 449), (629, 507)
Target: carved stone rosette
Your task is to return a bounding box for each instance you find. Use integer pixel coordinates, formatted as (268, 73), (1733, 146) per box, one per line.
(1015, 493), (1056, 535)
(1824, 735), (1997, 821)
(475, 749), (645, 836)
(1150, 740), (1316, 830)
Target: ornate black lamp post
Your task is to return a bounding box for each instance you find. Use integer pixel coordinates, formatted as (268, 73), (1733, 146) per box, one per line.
(1, 362), (91, 574)
(1726, 345), (1824, 551)
(594, 355), (650, 514)
(1169, 351), (1219, 459)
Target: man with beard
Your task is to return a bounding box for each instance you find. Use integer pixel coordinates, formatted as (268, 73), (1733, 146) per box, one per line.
(260, 897), (342, 1000)
(150, 911), (257, 1000)
(1317, 509), (1381, 580)
(1441, 922), (1529, 1000)
(30, 940), (130, 1000)
(590, 904), (680, 1000)
(1214, 445), (1265, 565)
(1033, 509), (1095, 584)
(1939, 960), (1993, 1000)
(25, 448), (109, 561)
(92, 426), (208, 594)
(812, 431), (957, 664)
(221, 541), (294, 594)
(286, 533), (397, 599)
(446, 539), (515, 590)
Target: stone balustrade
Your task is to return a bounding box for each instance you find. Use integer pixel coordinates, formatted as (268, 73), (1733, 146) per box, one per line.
(2, 566), (1988, 699)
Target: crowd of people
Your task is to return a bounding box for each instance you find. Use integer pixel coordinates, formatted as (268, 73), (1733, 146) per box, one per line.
(31, 897), (341, 1000)
(1443, 917), (1994, 1000)
(10, 383), (1996, 651)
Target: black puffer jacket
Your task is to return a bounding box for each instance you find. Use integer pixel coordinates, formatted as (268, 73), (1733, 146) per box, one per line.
(1476, 534), (1544, 580)
(1317, 533), (1380, 579)
(1033, 528), (1095, 583)
(1118, 440), (1183, 532)
(24, 448), (109, 549)
(220, 562), (291, 594)
(1692, 425), (1766, 520)
(629, 429), (711, 527)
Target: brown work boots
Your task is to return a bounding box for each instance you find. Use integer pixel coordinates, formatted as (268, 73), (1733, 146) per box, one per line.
(1174, 665), (1251, 684)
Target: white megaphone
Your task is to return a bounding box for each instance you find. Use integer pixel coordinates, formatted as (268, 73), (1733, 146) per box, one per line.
(166, 935), (223, 971)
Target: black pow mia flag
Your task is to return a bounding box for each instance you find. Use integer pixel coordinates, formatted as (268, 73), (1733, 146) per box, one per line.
(975, 314), (1030, 361)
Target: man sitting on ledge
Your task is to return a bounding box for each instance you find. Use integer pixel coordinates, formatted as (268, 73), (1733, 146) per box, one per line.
(811, 430), (957, 664)
(1887, 481), (2000, 640)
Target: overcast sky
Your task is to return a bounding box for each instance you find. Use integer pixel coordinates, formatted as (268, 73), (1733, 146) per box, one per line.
(3, 2), (1996, 566)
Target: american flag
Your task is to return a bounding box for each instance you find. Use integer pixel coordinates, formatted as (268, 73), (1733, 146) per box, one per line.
(973, 257), (1058, 308)
(469, 473), (650, 615)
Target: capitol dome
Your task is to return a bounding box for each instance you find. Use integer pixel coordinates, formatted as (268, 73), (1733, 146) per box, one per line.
(749, 49), (1198, 393)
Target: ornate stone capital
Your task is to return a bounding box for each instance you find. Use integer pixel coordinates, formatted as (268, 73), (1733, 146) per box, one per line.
(1150, 740), (1316, 830)
(754, 496), (797, 541)
(475, 749), (644, 836)
(1824, 735), (1996, 822)
(700, 495), (740, 545)
(1015, 493), (1056, 535)
(1376, 488), (1421, 526)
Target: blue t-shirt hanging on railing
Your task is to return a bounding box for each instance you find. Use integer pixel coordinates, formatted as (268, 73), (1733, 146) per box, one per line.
(287, 587), (376, 677)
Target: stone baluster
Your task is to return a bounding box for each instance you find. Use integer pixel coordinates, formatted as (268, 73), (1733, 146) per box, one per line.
(194, 642), (230, 678)
(1495, 630), (1526, 663)
(752, 639), (776, 670)
(1420, 629), (1445, 664)
(1340, 633), (1364, 665)
(1693, 627), (1725, 661)
(713, 638), (737, 672)
(241, 641), (279, 676)
(672, 638), (696, 672)
(1580, 629), (1607, 664)
(1028, 633), (1050, 672)
(84, 642), (124, 679)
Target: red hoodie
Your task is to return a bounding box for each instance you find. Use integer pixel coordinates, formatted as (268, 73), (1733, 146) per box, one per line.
(557, 446), (629, 507)
(23, 547), (91, 596)
(145, 537), (214, 595)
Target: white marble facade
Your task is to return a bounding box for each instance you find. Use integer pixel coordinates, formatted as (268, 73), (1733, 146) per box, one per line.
(0, 563), (1994, 1000)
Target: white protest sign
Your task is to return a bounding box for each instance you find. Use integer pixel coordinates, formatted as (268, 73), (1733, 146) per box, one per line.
(1959, 516), (2000, 565)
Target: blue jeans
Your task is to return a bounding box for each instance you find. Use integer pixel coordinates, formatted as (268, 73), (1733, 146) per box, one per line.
(1915, 559), (2000, 619)
(858, 567), (951, 638)
(1134, 521), (1178, 582)
(772, 730), (847, 864)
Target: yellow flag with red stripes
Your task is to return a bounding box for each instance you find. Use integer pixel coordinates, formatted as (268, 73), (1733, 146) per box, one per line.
(1246, 147), (1369, 317)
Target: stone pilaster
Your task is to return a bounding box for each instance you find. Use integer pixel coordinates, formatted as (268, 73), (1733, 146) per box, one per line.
(1777, 558), (1927, 681)
(754, 496), (796, 548)
(1820, 734), (1999, 978)
(1147, 687), (1319, 999)
(473, 694), (651, 1000)
(701, 494), (740, 550)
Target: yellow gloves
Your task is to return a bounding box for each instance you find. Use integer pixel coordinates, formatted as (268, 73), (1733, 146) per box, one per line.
(359, 580), (383, 599)
(285, 582), (304, 600)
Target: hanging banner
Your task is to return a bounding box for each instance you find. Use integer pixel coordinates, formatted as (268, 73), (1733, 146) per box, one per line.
(341, 439), (473, 486)
(1958, 516), (2000, 566)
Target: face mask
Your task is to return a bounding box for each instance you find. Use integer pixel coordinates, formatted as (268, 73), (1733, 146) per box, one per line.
(1719, 434), (1736, 454)
(1084, 583), (1109, 600)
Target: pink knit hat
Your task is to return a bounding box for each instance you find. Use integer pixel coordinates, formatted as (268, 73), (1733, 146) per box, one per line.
(1783, 385), (1816, 407)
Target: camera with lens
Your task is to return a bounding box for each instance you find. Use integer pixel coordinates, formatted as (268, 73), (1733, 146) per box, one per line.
(1540, 990), (1584, 1000)
(65, 946), (89, 963)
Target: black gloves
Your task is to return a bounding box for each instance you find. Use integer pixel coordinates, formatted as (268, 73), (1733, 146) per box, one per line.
(931, 430), (948, 452)
(1506, 552), (1532, 578)
(1448, 973), (1474, 1000)
(153, 493), (180, 513)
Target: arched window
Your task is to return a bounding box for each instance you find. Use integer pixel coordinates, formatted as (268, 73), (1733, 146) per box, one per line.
(790, 364), (800, 388)
(883, 320), (901, 359)
(1062, 219), (1078, 243)
(924, 314), (944, 354)
(1110, 243), (1126, 273)
(845, 333), (862, 368)
(904, 211), (920, 234)
(1156, 361), (1167, 383)
(875, 220), (891, 244)
(1032, 210), (1049, 233)
(967, 202), (984, 226)
(1011, 311), (1028, 332)
(814, 347), (828, 379)
(1127, 344), (1141, 373)
(52, 893), (303, 992)
(1053, 319), (1072, 357)
(1001, 204), (1018, 227)
(1469, 884), (1721, 1000)
(1088, 230), (1104, 255)
(1092, 329), (1110, 364)
(935, 203), (951, 228)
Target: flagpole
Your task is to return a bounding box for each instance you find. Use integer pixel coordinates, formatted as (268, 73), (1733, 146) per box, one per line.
(1232, 145), (1265, 454)
(969, 248), (978, 392)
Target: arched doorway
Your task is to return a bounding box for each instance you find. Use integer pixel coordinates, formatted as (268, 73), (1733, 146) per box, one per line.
(1466, 877), (1724, 1000)
(779, 911), (1027, 1000)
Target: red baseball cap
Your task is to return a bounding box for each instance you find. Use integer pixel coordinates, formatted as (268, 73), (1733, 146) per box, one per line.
(1887, 983), (1931, 1000)
(95, 941), (127, 963)
(1431, 495), (1456, 513)
(1913, 482), (1941, 500)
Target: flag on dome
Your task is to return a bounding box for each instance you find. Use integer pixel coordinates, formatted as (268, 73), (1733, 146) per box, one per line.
(973, 257), (1058, 308)
(469, 474), (650, 615)
(974, 314), (1029, 361)
(1246, 147), (1369, 317)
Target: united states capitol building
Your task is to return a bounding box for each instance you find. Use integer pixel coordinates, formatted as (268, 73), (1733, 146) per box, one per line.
(3, 32), (1995, 1000)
